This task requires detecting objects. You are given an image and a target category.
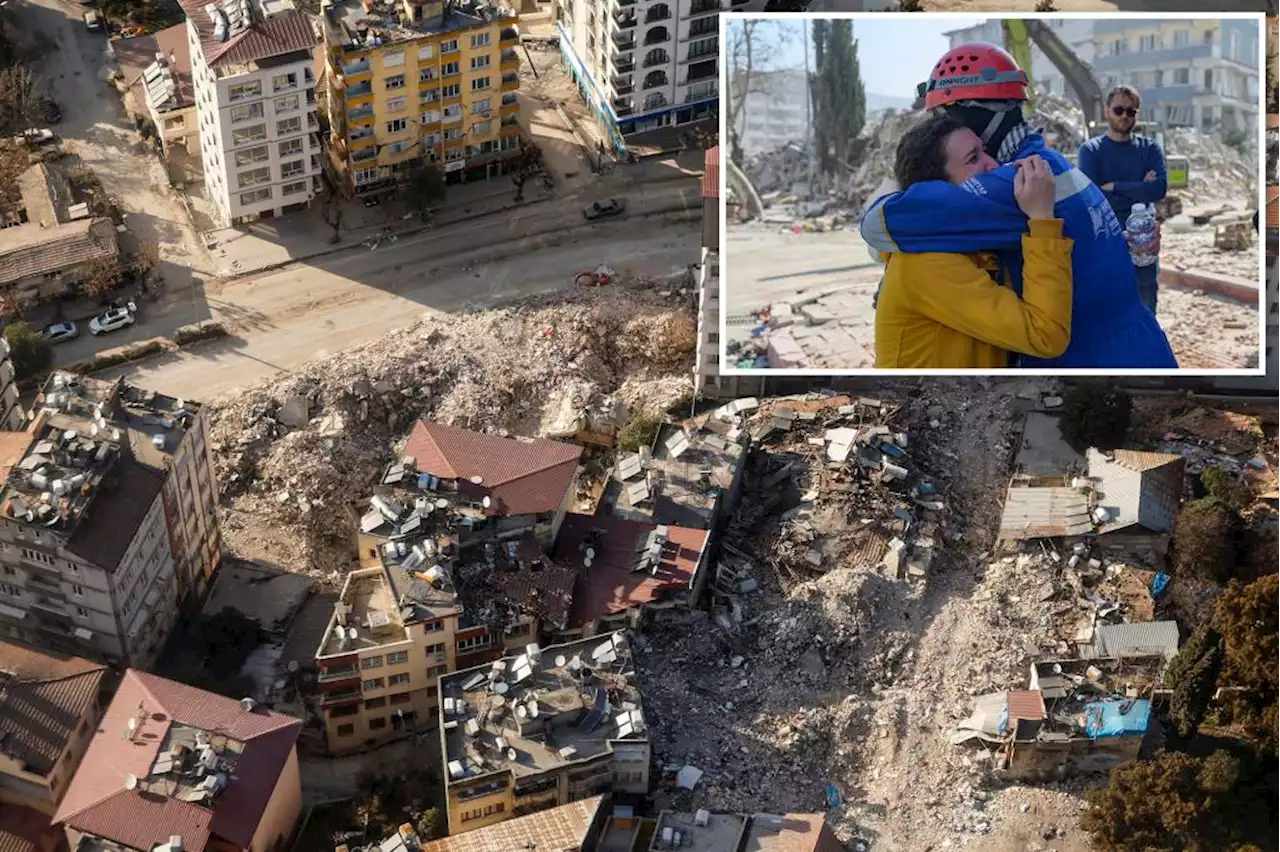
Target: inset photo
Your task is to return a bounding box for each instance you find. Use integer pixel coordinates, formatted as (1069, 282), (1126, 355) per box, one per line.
(721, 14), (1271, 375)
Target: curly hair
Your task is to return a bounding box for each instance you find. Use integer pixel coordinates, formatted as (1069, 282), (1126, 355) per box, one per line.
(893, 113), (966, 189)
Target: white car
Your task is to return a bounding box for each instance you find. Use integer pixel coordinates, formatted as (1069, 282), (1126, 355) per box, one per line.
(88, 303), (136, 336)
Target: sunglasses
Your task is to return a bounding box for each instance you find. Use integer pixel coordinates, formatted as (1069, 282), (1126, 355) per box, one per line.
(1112, 106), (1138, 117)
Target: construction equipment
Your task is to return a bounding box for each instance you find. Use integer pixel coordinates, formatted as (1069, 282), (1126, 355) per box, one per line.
(1002, 19), (1105, 140)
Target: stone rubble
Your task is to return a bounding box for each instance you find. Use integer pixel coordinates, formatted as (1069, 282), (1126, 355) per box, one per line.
(207, 285), (698, 574)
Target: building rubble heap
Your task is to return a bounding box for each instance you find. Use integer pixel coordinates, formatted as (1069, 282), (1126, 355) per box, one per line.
(207, 287), (697, 574)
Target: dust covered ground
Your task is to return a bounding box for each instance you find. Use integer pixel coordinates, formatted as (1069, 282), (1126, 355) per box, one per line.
(208, 284), (697, 575)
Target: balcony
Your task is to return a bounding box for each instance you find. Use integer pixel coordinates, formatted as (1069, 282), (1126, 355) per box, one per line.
(501, 26), (518, 43)
(644, 7), (671, 23)
(613, 98), (633, 117)
(614, 79), (634, 95)
(612, 31), (636, 51)
(688, 0), (718, 15)
(500, 114), (519, 127)
(320, 687), (362, 707)
(347, 104), (374, 120)
(616, 57), (634, 73)
(500, 49), (520, 68)
(502, 73), (520, 89)
(308, 113), (318, 129)
(352, 146), (377, 163)
(614, 14), (636, 29)
(341, 58), (371, 78)
(317, 663), (359, 682)
(615, 0), (636, 6)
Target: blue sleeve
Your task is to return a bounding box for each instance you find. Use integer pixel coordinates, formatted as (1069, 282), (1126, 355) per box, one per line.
(1113, 142), (1167, 202)
(1077, 143), (1101, 186)
(870, 165), (1029, 254)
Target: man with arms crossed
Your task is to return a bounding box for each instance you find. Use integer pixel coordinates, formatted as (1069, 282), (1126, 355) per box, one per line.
(1077, 85), (1168, 315)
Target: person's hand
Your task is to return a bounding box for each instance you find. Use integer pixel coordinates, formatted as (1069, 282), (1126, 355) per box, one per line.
(1144, 170), (1157, 181)
(1013, 155), (1056, 221)
(1101, 182), (1115, 192)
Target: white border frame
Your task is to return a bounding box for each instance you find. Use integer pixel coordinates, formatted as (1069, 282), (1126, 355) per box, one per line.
(717, 11), (1270, 378)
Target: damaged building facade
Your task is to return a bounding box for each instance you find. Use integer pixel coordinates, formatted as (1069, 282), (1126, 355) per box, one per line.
(438, 631), (650, 836)
(0, 373), (222, 668)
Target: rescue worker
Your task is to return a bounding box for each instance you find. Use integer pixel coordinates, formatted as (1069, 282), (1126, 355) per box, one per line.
(861, 42), (1177, 369)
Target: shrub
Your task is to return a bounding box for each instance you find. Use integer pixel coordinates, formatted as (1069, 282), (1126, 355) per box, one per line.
(618, 413), (661, 452)
(1058, 383), (1132, 451)
(170, 321), (226, 346)
(3, 322), (52, 380)
(1171, 497), (1243, 583)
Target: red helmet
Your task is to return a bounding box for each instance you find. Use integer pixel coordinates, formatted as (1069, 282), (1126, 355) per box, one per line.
(922, 43), (1029, 110)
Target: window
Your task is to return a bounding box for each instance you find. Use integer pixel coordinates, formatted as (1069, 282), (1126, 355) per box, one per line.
(443, 127), (461, 140)
(0, 566), (11, 576)
(272, 72), (298, 91)
(1139, 34), (1160, 52)
(235, 145), (269, 166)
(387, 650), (409, 665)
(470, 54), (490, 70)
(71, 584), (84, 597)
(418, 44), (434, 61)
(363, 677), (384, 690)
(386, 96), (407, 112)
(336, 723), (354, 736)
(362, 655), (383, 669)
(470, 32), (490, 49)
(442, 83), (460, 98)
(426, 664), (448, 677)
(1202, 28), (1215, 45)
(1152, 70), (1163, 88)
(0, 583), (19, 597)
(329, 704), (359, 718)
(1109, 38), (1127, 56)
(443, 105), (462, 121)
(483, 803), (505, 817)
(442, 61), (460, 77)
(456, 634), (491, 652)
(708, 332), (720, 344)
(237, 167), (270, 188)
(425, 642), (445, 654)
(240, 188), (271, 205)
(76, 606), (89, 618)
(277, 117), (302, 135)
(444, 148), (463, 162)
(461, 809), (482, 823)
(390, 692), (412, 705)
(387, 140), (411, 154)
(471, 76), (490, 91)
(274, 94), (299, 112)
(384, 49), (405, 67)
(419, 67), (436, 82)
(471, 98), (490, 114)
(1173, 28), (1190, 47)
(369, 717), (387, 729)
(365, 696), (386, 709)
(229, 81), (261, 101)
(472, 120), (490, 135)
(421, 109), (442, 124)
(387, 118), (407, 133)
(278, 138), (303, 158)
(421, 88), (441, 103)
(1174, 68), (1190, 85)
(441, 38), (458, 53)
(389, 672), (411, 686)
(21, 549), (53, 565)
(275, 159), (302, 179)
(386, 74), (405, 89)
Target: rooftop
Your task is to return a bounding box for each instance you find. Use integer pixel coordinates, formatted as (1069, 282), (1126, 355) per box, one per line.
(554, 513), (708, 628)
(1087, 448), (1186, 535)
(418, 795), (605, 852)
(742, 813), (844, 852)
(0, 804), (54, 852)
(1078, 620), (1180, 663)
(440, 631), (646, 783)
(54, 670), (302, 852)
(323, 0), (515, 51)
(0, 217), (117, 287)
(0, 641), (106, 777)
(16, 163), (74, 228)
(650, 811), (746, 852)
(997, 485), (1093, 541)
(116, 24), (197, 113)
(179, 0), (316, 72)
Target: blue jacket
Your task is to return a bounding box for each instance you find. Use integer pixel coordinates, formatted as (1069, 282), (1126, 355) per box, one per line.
(862, 131), (1177, 369)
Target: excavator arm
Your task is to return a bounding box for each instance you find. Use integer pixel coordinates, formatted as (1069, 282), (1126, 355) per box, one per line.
(1003, 19), (1106, 140)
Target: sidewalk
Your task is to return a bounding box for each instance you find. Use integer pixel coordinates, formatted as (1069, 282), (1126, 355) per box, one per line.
(205, 178), (543, 279)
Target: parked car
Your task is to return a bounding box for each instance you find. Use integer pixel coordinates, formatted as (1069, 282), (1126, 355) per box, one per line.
(13, 128), (55, 147)
(83, 9), (103, 30)
(41, 322), (80, 344)
(583, 198), (626, 221)
(88, 302), (136, 336)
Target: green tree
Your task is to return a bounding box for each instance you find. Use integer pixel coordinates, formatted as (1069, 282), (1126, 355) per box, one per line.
(1166, 625), (1223, 739)
(1172, 497), (1243, 583)
(618, 413), (661, 452)
(809, 20), (866, 179)
(1058, 383), (1132, 451)
(1215, 575), (1278, 707)
(402, 157), (447, 216)
(413, 807), (442, 841)
(1200, 466), (1252, 508)
(3, 322), (52, 381)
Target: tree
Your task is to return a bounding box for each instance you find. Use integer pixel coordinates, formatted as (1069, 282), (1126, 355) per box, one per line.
(78, 255), (122, 302)
(0, 288), (35, 322)
(0, 65), (42, 137)
(1058, 383), (1132, 451)
(809, 20), (865, 179)
(129, 238), (161, 283)
(3, 322), (52, 380)
(510, 138), (545, 202)
(413, 808), (442, 841)
(1166, 625), (1224, 739)
(725, 20), (791, 166)
(402, 157), (447, 216)
(1214, 575), (1278, 709)
(1171, 497), (1243, 583)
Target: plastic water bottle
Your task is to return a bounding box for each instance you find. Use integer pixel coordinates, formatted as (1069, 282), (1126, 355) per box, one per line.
(1125, 203), (1158, 267)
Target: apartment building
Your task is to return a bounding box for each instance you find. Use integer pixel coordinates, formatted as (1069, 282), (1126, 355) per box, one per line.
(0, 642), (106, 821)
(183, 0), (321, 226)
(734, 69), (807, 156)
(314, 423), (584, 753)
(320, 0), (523, 197)
(1092, 19), (1260, 133)
(0, 339), (23, 432)
(54, 670), (302, 852)
(438, 631), (650, 835)
(555, 0), (718, 152)
(0, 373), (221, 668)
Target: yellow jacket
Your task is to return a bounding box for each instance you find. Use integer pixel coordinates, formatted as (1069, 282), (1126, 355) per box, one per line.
(874, 218), (1074, 369)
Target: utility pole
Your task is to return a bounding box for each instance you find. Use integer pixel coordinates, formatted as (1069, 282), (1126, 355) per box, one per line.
(803, 18), (816, 194)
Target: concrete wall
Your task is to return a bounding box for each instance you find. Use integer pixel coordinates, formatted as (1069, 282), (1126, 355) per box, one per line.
(249, 746), (303, 852)
(112, 492), (180, 668)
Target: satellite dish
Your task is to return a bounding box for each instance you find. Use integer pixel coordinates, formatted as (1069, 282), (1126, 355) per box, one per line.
(469, 475), (484, 485)
(124, 773), (138, 790)
(585, 548), (595, 559)
(584, 556), (593, 567)
(435, 498), (449, 509)
(527, 700), (540, 718)
(347, 627), (358, 640)
(494, 682), (509, 695)
(482, 495), (491, 508)
(506, 748), (517, 760)
(287, 660), (300, 673)
(127, 718), (138, 733)
(516, 705), (528, 719)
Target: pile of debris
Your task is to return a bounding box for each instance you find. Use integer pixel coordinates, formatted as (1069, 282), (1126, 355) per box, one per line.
(208, 287), (697, 574)
(1164, 127), (1256, 208)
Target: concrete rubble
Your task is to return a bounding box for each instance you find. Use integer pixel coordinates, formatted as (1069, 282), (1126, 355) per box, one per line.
(207, 285), (698, 574)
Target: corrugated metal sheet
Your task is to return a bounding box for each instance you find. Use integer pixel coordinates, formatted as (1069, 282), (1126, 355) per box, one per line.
(702, 146), (720, 199)
(1007, 690), (1046, 721)
(1081, 620), (1180, 661)
(997, 486), (1092, 540)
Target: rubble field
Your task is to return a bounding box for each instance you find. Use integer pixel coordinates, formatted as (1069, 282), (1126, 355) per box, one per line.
(208, 283), (697, 575)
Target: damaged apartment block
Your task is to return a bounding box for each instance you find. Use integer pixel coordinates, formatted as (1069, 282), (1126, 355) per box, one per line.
(438, 631), (649, 836)
(0, 372), (222, 668)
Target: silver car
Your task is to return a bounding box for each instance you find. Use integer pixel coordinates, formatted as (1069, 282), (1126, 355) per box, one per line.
(41, 322), (79, 344)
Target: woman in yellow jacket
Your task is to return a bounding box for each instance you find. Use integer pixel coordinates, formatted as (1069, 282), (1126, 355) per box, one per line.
(874, 114), (1073, 369)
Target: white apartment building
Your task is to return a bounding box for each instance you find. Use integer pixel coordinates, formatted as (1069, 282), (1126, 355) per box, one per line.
(0, 339), (24, 432)
(184, 0), (322, 226)
(0, 374), (222, 668)
(555, 0), (718, 153)
(734, 68), (808, 156)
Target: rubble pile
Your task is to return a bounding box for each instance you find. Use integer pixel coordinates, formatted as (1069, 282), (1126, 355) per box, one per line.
(208, 287), (697, 574)
(1156, 285), (1259, 369)
(1164, 127), (1256, 207)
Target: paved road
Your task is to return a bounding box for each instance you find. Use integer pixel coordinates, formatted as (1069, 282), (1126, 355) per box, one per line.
(96, 210), (701, 399)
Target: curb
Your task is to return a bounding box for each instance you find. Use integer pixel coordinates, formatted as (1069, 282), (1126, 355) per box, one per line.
(1160, 267), (1261, 305)
(219, 199), (699, 282)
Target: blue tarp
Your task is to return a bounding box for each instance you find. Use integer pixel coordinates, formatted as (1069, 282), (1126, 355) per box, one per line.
(1084, 699), (1152, 738)
(1151, 573), (1171, 598)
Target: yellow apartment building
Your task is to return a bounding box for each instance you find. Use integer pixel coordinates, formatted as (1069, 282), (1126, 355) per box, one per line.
(438, 631), (651, 836)
(319, 0), (523, 196)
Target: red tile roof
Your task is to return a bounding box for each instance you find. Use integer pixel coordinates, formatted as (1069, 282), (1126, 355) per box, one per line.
(0, 218), (118, 288)
(555, 513), (708, 627)
(179, 0), (316, 69)
(404, 421), (583, 516)
(702, 146), (720, 199)
(744, 814), (844, 852)
(0, 804), (54, 852)
(0, 641), (106, 777)
(1007, 690), (1047, 721)
(54, 670), (302, 851)
(420, 795), (604, 852)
